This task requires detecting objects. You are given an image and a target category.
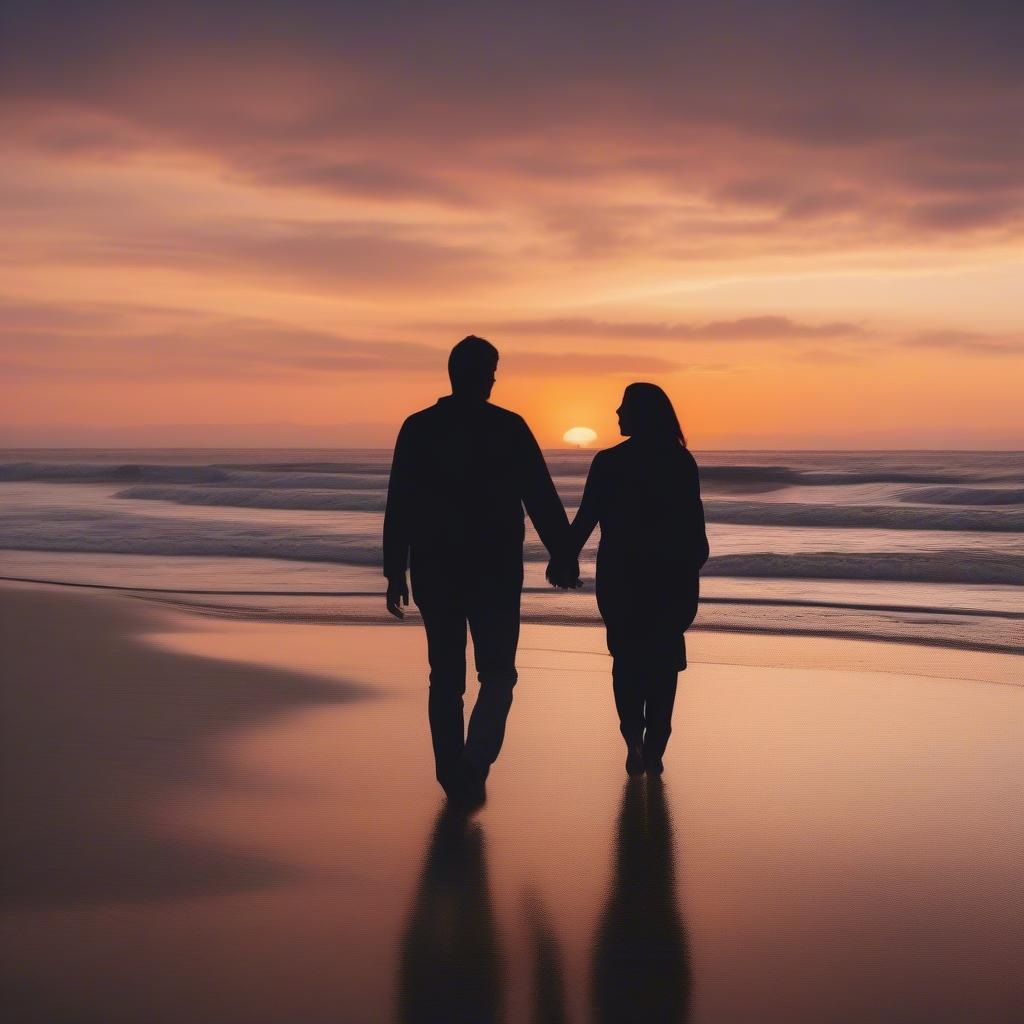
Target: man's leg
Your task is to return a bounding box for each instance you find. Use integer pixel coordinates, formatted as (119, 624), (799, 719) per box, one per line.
(417, 601), (468, 788)
(463, 583), (521, 775)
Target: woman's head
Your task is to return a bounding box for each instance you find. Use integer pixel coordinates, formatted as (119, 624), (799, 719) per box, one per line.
(617, 383), (687, 445)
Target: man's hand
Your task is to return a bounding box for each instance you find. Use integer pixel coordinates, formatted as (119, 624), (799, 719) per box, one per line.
(386, 576), (409, 619)
(546, 556), (582, 590)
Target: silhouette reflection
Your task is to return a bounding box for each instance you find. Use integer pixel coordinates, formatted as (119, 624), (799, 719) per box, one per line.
(591, 779), (692, 1024)
(398, 807), (503, 1023)
(525, 892), (568, 1024)
(398, 808), (575, 1024)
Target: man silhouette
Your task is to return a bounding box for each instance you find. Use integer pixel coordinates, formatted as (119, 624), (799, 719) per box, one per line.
(384, 336), (576, 807)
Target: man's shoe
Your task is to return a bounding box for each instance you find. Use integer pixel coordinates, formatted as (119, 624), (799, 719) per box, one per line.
(437, 763), (462, 800)
(643, 750), (665, 776)
(625, 744), (645, 778)
(449, 759), (487, 813)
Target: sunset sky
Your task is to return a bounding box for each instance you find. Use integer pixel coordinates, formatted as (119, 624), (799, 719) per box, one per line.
(2, 1), (1022, 448)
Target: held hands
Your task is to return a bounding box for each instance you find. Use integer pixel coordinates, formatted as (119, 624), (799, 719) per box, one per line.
(546, 555), (582, 590)
(386, 575), (409, 619)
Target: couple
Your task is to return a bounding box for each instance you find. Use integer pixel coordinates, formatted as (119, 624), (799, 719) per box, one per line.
(384, 336), (709, 808)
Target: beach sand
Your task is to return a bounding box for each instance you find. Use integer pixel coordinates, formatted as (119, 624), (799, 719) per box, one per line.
(1, 581), (1022, 1023)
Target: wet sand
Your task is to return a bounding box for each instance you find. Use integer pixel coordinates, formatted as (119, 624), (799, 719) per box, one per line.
(1, 581), (1022, 1023)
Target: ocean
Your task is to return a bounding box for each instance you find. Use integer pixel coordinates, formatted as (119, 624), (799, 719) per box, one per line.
(1, 448), (1022, 655)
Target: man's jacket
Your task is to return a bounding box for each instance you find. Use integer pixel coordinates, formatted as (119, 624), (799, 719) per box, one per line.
(383, 396), (569, 581)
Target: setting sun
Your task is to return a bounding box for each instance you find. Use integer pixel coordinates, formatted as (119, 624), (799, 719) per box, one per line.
(563, 426), (598, 447)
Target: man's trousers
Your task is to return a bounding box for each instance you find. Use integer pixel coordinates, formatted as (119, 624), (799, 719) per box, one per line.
(413, 565), (522, 784)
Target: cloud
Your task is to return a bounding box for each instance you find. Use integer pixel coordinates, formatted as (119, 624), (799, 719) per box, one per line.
(504, 351), (681, 376)
(714, 178), (794, 206)
(2, 1), (1022, 246)
(0, 420), (400, 447)
(484, 315), (865, 342)
(5, 215), (501, 293)
(244, 156), (474, 205)
(781, 189), (863, 221)
(905, 330), (1024, 356)
(0, 299), (675, 380)
(0, 302), (443, 379)
(0, 0), (1021, 315)
(0, 298), (128, 330)
(795, 348), (862, 364)
(0, 330), (438, 379)
(1, 5), (1021, 447)
(906, 197), (1024, 232)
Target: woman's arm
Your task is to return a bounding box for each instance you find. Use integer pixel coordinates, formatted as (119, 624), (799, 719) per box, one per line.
(568, 452), (603, 556)
(546, 452), (602, 589)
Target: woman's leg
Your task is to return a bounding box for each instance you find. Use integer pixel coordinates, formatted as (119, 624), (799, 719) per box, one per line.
(642, 670), (679, 771)
(611, 659), (646, 775)
(611, 659), (645, 744)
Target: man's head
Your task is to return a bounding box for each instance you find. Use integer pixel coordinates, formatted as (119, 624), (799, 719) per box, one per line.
(448, 335), (498, 400)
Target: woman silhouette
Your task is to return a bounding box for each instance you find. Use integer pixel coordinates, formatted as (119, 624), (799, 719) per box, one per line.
(556, 384), (709, 776)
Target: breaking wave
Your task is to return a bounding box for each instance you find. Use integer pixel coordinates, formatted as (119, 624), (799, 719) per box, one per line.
(0, 508), (384, 565)
(703, 500), (1024, 532)
(115, 485), (390, 511)
(0, 462), (235, 484)
(3, 507), (1023, 585)
(702, 552), (1024, 586)
(898, 486), (1024, 506)
(701, 465), (1024, 485)
(109, 485), (1024, 532)
(7, 457), (1023, 490)
(0, 463), (386, 490)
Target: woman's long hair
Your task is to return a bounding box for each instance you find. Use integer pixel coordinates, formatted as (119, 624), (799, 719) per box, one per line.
(623, 383), (687, 447)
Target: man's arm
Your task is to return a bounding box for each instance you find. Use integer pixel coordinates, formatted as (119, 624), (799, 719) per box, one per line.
(516, 418), (573, 563)
(383, 419), (414, 618)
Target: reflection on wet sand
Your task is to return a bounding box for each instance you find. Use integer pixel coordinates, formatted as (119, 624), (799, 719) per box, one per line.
(399, 808), (575, 1024)
(592, 779), (692, 1024)
(525, 891), (569, 1024)
(399, 780), (690, 1024)
(398, 807), (504, 1023)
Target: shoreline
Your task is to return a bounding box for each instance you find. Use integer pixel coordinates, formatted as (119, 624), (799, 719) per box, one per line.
(2, 578), (1017, 693)
(1, 573), (1022, 658)
(6, 571), (1024, 617)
